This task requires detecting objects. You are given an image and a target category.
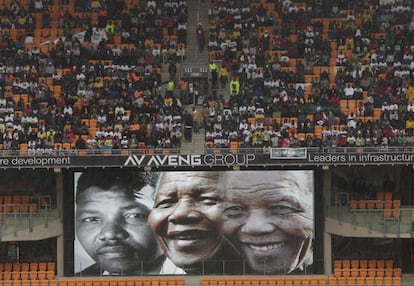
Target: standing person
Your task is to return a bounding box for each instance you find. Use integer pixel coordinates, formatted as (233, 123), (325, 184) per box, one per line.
(218, 64), (229, 89)
(192, 106), (201, 133)
(229, 76), (240, 96)
(168, 61), (177, 83)
(178, 77), (189, 105)
(148, 171), (233, 274)
(74, 169), (183, 275)
(209, 61), (218, 89)
(220, 170), (314, 274)
(183, 110), (193, 142)
(196, 23), (205, 53)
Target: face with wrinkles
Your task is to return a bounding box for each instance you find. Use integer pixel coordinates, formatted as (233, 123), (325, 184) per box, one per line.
(148, 172), (223, 270)
(221, 171), (313, 274)
(76, 186), (161, 274)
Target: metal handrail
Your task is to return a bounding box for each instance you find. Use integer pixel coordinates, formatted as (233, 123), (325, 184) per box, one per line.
(1, 146), (413, 157)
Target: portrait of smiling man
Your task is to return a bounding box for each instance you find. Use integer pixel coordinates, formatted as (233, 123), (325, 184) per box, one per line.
(74, 169), (166, 276)
(148, 171), (229, 274)
(220, 170), (314, 274)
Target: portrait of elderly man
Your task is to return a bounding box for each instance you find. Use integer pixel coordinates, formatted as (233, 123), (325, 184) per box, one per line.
(220, 170), (314, 274)
(148, 171), (235, 274)
(74, 169), (182, 275)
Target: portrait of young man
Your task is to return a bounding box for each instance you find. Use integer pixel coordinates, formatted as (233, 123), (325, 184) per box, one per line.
(148, 171), (236, 274)
(220, 170), (314, 274)
(74, 169), (182, 275)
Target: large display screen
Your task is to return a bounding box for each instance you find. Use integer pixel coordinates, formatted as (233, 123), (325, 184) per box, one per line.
(73, 170), (314, 276)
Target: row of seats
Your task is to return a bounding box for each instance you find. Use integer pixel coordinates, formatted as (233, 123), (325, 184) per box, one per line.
(201, 276), (329, 286)
(333, 268), (402, 278)
(328, 275), (401, 286)
(201, 275), (402, 285)
(349, 200), (401, 210)
(0, 277), (405, 286)
(0, 262), (55, 272)
(375, 192), (394, 201)
(0, 195), (34, 204)
(0, 271), (55, 281)
(348, 199), (402, 219)
(1, 280), (57, 286)
(59, 278), (185, 286)
(333, 259), (395, 270)
(0, 203), (38, 215)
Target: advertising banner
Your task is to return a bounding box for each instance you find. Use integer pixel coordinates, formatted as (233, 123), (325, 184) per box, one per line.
(2, 149), (414, 168)
(73, 170), (314, 276)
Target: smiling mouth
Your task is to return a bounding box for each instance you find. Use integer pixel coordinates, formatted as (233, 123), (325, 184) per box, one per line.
(247, 242), (286, 251)
(168, 230), (213, 240)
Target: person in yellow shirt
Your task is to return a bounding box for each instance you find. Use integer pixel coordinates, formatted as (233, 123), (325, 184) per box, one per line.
(229, 76), (240, 96)
(218, 64), (228, 89)
(405, 83), (414, 104)
(104, 21), (115, 37)
(209, 62), (218, 88)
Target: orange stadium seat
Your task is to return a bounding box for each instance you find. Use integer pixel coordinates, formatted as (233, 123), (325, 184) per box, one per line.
(359, 268), (367, 278)
(359, 260), (367, 269)
(374, 277), (383, 285)
(394, 268), (402, 277)
(37, 271), (47, 280)
(342, 268), (350, 278)
(385, 268), (394, 277)
(101, 280), (110, 286)
(368, 260), (376, 269)
(318, 276), (328, 285)
(328, 276), (337, 285)
(393, 277), (402, 286)
(357, 200), (366, 209)
(365, 277), (375, 285)
(12, 271), (21, 280)
(125, 279), (135, 286)
(3, 272), (12, 280)
(351, 268), (359, 277)
(355, 277), (365, 285)
(377, 268), (385, 277)
(29, 271), (38, 280)
(47, 263), (55, 272)
(336, 277), (346, 285)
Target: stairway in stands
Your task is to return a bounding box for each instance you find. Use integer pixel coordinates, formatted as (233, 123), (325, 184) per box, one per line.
(179, 0), (211, 154)
(184, 0), (210, 62)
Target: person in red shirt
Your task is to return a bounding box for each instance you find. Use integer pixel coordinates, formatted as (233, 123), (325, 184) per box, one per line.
(196, 23), (205, 52)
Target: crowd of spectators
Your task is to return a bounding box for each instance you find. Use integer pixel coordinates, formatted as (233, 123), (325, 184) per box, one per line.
(2, 0), (414, 154)
(204, 0), (414, 150)
(0, 0), (189, 154)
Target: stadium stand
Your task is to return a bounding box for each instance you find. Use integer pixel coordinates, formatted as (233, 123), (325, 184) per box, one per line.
(0, 0), (189, 154)
(203, 0), (414, 151)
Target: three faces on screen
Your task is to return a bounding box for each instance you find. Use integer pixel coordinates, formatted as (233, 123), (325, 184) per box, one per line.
(75, 170), (314, 275)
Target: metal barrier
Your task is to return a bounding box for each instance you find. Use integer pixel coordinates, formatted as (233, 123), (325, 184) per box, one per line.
(1, 146), (414, 157)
